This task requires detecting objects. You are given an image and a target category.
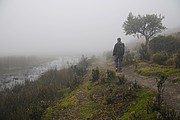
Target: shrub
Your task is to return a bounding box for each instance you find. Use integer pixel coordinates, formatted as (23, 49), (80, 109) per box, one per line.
(152, 51), (168, 65)
(149, 35), (180, 55)
(117, 74), (126, 85)
(175, 51), (180, 68)
(106, 69), (116, 80)
(92, 67), (100, 82)
(164, 56), (175, 66)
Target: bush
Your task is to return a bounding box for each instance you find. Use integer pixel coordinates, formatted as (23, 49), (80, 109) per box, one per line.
(149, 35), (180, 55)
(152, 51), (168, 65)
(92, 67), (100, 82)
(175, 51), (180, 68)
(164, 56), (175, 66)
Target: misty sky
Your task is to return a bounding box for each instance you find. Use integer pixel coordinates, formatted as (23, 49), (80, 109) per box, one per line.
(0, 0), (180, 56)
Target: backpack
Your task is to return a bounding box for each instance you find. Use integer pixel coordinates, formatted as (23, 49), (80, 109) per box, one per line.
(117, 43), (124, 56)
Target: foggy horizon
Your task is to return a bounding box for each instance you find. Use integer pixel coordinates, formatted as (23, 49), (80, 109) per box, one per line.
(0, 0), (180, 56)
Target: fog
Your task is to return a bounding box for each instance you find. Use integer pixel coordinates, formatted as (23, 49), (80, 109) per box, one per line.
(0, 0), (180, 56)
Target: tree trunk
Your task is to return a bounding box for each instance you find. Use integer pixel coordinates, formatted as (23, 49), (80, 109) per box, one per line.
(145, 37), (149, 47)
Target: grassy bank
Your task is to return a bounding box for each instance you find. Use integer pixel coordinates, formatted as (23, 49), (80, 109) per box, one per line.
(135, 62), (180, 84)
(43, 68), (157, 119)
(136, 62), (180, 77)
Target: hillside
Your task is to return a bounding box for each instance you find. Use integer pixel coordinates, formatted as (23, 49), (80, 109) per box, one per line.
(42, 58), (180, 119)
(42, 68), (156, 119)
(0, 55), (180, 119)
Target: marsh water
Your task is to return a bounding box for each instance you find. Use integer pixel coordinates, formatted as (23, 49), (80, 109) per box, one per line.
(0, 56), (79, 91)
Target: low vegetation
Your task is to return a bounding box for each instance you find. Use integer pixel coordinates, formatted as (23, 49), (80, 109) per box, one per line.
(0, 56), (92, 120)
(1, 32), (180, 119)
(134, 34), (180, 85)
(121, 88), (156, 120)
(149, 35), (180, 55)
(137, 34), (180, 66)
(0, 53), (179, 119)
(136, 62), (180, 77)
(43, 67), (179, 119)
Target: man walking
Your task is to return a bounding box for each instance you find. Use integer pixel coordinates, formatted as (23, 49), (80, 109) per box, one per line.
(113, 38), (125, 72)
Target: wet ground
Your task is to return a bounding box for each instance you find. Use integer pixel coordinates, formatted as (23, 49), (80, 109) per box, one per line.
(0, 56), (79, 91)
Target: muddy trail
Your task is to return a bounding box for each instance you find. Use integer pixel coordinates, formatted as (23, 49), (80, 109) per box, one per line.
(94, 57), (180, 114)
(123, 65), (180, 113)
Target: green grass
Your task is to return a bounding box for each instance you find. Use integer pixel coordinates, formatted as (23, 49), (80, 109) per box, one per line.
(121, 88), (157, 120)
(76, 100), (100, 119)
(43, 63), (159, 120)
(136, 65), (180, 77)
(42, 85), (158, 120)
(42, 94), (79, 120)
(60, 95), (79, 108)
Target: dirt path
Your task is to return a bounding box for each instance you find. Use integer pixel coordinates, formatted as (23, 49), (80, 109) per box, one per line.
(123, 65), (180, 112)
(94, 58), (180, 113)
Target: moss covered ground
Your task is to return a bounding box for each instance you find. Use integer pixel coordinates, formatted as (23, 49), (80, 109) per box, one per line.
(136, 62), (180, 77)
(42, 67), (157, 120)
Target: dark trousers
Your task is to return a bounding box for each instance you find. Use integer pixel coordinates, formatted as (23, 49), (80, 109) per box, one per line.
(115, 55), (123, 70)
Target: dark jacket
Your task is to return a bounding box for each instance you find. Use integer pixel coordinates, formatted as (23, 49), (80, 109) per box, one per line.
(113, 42), (125, 56)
